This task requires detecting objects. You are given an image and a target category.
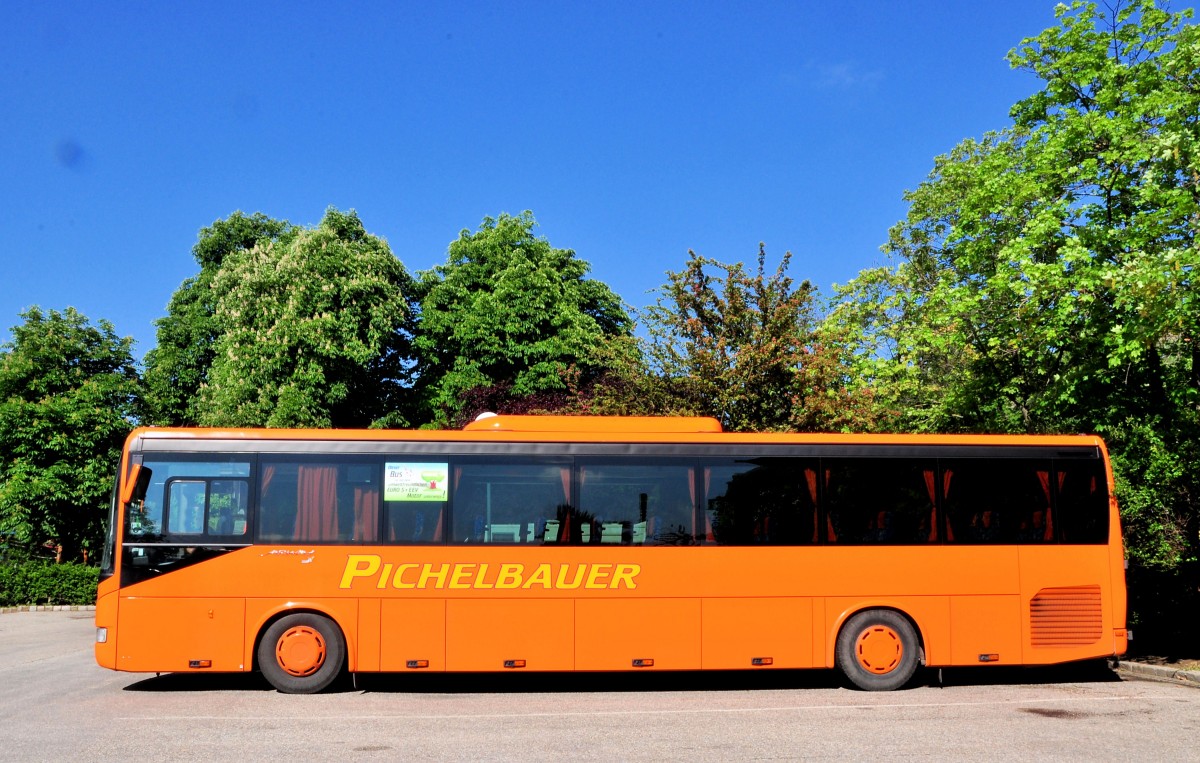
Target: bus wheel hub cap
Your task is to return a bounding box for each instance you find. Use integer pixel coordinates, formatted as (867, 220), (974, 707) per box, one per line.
(856, 625), (902, 674)
(276, 626), (326, 677)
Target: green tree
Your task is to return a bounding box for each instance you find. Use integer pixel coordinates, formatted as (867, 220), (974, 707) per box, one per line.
(619, 246), (866, 432)
(199, 208), (416, 428)
(143, 211), (294, 425)
(0, 308), (141, 562)
(415, 212), (631, 425)
(827, 1), (1200, 575)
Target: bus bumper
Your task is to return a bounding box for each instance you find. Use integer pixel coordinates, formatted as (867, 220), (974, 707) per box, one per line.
(1114, 628), (1128, 657)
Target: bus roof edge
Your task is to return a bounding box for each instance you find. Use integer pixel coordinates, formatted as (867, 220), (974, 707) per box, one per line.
(461, 415), (725, 434)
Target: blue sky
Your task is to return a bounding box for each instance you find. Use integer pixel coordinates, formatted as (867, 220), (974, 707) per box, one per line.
(3, 1), (1163, 358)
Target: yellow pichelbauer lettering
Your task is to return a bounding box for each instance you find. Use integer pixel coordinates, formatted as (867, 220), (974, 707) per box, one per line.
(338, 555), (642, 591)
(521, 564), (552, 589)
(339, 554), (380, 588)
(393, 563), (419, 588)
(449, 564), (475, 589)
(585, 563), (613, 589)
(474, 563), (494, 589)
(418, 563), (450, 588)
(611, 563), (640, 589)
(377, 563), (393, 589)
(495, 563), (523, 589)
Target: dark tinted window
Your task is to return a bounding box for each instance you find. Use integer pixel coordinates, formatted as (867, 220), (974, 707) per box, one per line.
(825, 459), (936, 544)
(575, 460), (697, 545)
(943, 459), (1052, 544)
(1054, 459), (1109, 544)
(704, 458), (818, 545)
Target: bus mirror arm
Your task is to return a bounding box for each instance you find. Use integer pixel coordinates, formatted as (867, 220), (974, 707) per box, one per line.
(121, 464), (153, 506)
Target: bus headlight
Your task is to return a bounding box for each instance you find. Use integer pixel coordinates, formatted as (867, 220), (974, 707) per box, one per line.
(96, 627), (108, 644)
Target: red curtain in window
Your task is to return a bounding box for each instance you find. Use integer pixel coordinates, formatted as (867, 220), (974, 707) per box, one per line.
(354, 485), (379, 543)
(922, 470), (938, 542)
(687, 468), (696, 538)
(824, 469), (837, 542)
(1037, 470), (1056, 541)
(921, 468), (950, 542)
(703, 469), (715, 543)
(261, 465), (276, 497)
(942, 470), (954, 541)
(295, 466), (339, 541)
(805, 468), (820, 542)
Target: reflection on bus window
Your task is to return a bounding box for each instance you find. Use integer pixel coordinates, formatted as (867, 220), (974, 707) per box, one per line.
(704, 458), (818, 545)
(129, 458), (251, 542)
(576, 460), (696, 546)
(168, 480), (207, 535)
(450, 461), (568, 544)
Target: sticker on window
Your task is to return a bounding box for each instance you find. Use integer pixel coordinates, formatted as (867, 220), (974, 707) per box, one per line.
(385, 463), (449, 502)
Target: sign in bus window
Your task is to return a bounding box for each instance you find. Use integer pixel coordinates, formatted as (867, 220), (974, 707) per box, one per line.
(381, 461), (447, 543)
(385, 463), (448, 502)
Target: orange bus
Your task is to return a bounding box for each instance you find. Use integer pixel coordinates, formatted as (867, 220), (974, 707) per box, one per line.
(94, 415), (1127, 693)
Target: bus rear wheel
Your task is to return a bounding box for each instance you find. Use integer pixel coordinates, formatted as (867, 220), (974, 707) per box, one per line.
(836, 609), (920, 691)
(258, 612), (345, 694)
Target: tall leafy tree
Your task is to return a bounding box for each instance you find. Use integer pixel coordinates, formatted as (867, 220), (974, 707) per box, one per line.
(0, 308), (141, 562)
(827, 1), (1199, 575)
(415, 212), (630, 425)
(143, 212), (294, 425)
(200, 208), (416, 428)
(616, 247), (866, 432)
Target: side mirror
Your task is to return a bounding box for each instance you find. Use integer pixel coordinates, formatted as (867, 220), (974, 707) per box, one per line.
(120, 463), (153, 505)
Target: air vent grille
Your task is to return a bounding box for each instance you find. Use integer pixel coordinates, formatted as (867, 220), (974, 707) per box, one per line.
(1030, 585), (1103, 647)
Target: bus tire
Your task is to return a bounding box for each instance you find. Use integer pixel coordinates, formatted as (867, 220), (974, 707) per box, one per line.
(836, 609), (920, 691)
(258, 612), (345, 694)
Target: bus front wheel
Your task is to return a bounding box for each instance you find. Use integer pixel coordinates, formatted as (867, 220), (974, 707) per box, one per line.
(835, 609), (920, 691)
(258, 612), (346, 694)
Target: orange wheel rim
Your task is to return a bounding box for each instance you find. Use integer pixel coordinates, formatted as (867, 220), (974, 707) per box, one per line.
(275, 626), (327, 677)
(855, 625), (903, 675)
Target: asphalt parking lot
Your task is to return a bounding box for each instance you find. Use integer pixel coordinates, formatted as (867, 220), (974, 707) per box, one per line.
(2, 610), (1198, 761)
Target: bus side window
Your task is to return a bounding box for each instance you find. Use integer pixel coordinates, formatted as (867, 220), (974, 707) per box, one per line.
(259, 457), (381, 543)
(209, 480), (249, 537)
(577, 460), (696, 546)
(824, 459), (935, 545)
(1054, 459), (1109, 544)
(167, 480), (208, 535)
(448, 460), (568, 545)
(704, 458), (816, 546)
(943, 459), (1050, 544)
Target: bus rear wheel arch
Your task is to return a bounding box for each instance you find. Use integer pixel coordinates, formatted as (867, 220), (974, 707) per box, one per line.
(835, 608), (922, 691)
(257, 611), (346, 694)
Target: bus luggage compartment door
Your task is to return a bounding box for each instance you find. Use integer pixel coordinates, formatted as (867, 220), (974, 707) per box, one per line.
(117, 597), (245, 672)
